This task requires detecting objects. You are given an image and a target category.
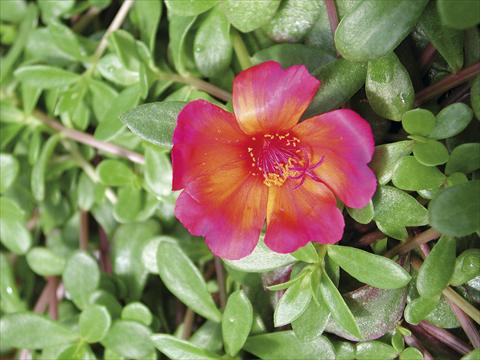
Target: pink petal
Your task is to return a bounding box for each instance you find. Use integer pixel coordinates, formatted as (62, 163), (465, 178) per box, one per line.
(264, 178), (344, 253)
(171, 99), (268, 259)
(293, 109), (377, 208)
(232, 61), (320, 135)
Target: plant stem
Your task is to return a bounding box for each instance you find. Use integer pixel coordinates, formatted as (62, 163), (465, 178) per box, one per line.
(99, 227), (112, 274)
(324, 0), (339, 57)
(36, 111), (145, 165)
(214, 257), (227, 309)
(72, 6), (102, 33)
(357, 230), (385, 247)
(232, 29), (252, 70)
(181, 308), (194, 340)
(79, 211), (89, 251)
(384, 228), (441, 258)
(93, 0), (135, 62)
(419, 321), (472, 355)
(443, 287), (480, 325)
(47, 277), (59, 320)
(415, 62), (480, 105)
(448, 300), (480, 348)
(404, 331), (435, 360)
(161, 73), (232, 102)
(420, 43), (436, 71)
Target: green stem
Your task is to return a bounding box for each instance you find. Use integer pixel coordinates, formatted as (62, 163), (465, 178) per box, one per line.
(443, 287), (480, 325)
(232, 29), (252, 70)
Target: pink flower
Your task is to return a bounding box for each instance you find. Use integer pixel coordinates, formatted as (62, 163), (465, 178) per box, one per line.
(172, 61), (376, 260)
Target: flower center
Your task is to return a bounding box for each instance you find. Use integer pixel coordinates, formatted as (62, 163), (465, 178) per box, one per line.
(247, 132), (324, 188)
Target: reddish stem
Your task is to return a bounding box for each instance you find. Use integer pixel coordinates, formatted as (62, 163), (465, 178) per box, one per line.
(214, 257), (226, 310)
(47, 277), (59, 320)
(357, 230), (385, 247)
(415, 62), (480, 105)
(404, 332), (435, 360)
(385, 228), (441, 258)
(79, 211), (89, 251)
(448, 300), (480, 348)
(419, 321), (472, 355)
(324, 0), (339, 35)
(420, 43), (437, 70)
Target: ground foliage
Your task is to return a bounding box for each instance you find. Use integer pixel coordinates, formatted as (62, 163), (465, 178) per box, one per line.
(0, 0), (479, 359)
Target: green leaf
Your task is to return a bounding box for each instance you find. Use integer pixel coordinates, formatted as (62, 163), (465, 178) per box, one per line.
(113, 186), (142, 223)
(402, 108), (436, 136)
(0, 253), (26, 314)
(79, 305), (112, 343)
(194, 8), (232, 78)
(326, 280), (409, 341)
(144, 147), (172, 197)
(38, 0), (73, 24)
(327, 246), (411, 289)
(221, 0), (280, 33)
(121, 302), (153, 326)
(305, 59), (366, 116)
(356, 341), (398, 360)
(88, 79), (118, 121)
(0, 0), (27, 23)
(0, 5), (38, 84)
(26, 247), (65, 276)
(225, 238), (296, 273)
(108, 30), (140, 70)
(151, 334), (221, 360)
(450, 249), (480, 286)
(157, 238), (221, 322)
(49, 21), (86, 61)
(121, 101), (186, 149)
(413, 140), (449, 167)
(31, 133), (60, 201)
(370, 140), (414, 185)
(462, 349), (480, 360)
(425, 295), (460, 328)
(373, 186), (428, 240)
(168, 14), (197, 76)
(130, 0), (161, 52)
(292, 243), (319, 263)
(63, 251), (100, 309)
(437, 0), (480, 29)
(274, 275), (312, 327)
(244, 331), (335, 360)
(57, 342), (91, 360)
(97, 160), (136, 187)
(334, 0), (428, 61)
(0, 312), (76, 349)
(430, 103), (473, 140)
(0, 197), (31, 255)
(0, 153), (19, 193)
(392, 156), (446, 191)
(445, 143), (480, 175)
(14, 65), (80, 89)
(165, 0), (217, 16)
(346, 200), (374, 224)
(320, 272), (361, 339)
(404, 296), (439, 325)
(102, 320), (154, 359)
(264, 0), (323, 43)
(291, 284), (330, 340)
(94, 85), (141, 141)
(399, 347), (424, 360)
(429, 181), (480, 237)
(366, 52), (414, 121)
(252, 44), (335, 73)
(417, 236), (456, 298)
(222, 290), (253, 357)
(418, 1), (464, 71)
(112, 222), (160, 300)
(97, 54), (139, 86)
(77, 173), (95, 211)
(332, 341), (356, 360)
